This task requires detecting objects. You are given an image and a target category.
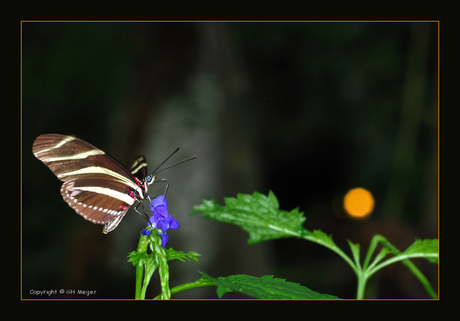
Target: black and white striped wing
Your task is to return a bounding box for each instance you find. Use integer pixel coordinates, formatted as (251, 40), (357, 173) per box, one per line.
(60, 178), (134, 232)
(32, 134), (144, 233)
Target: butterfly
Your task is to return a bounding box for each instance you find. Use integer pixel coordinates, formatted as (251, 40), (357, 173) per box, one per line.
(32, 134), (195, 233)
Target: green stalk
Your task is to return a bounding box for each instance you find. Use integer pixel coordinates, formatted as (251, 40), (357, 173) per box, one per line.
(152, 237), (170, 299)
(301, 233), (358, 275)
(135, 263), (143, 300)
(133, 232), (150, 300)
(153, 274), (216, 299)
(356, 271), (367, 300)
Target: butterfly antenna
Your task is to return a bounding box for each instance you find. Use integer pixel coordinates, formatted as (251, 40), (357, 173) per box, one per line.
(153, 155), (197, 175)
(150, 147), (197, 176)
(150, 147), (180, 175)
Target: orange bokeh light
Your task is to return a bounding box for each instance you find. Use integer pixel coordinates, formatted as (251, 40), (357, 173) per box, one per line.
(343, 187), (374, 219)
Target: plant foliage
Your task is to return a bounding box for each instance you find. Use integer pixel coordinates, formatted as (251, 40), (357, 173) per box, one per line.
(130, 191), (438, 299)
(191, 191), (307, 244)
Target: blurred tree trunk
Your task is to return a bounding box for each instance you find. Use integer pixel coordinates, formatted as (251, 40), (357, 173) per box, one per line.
(106, 23), (272, 298)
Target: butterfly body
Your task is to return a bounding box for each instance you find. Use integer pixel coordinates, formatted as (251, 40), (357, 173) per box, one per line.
(33, 134), (152, 233)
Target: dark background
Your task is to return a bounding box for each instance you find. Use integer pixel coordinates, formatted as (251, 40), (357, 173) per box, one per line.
(21, 21), (438, 299)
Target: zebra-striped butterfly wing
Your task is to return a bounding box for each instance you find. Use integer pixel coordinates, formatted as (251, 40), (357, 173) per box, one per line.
(32, 134), (151, 234)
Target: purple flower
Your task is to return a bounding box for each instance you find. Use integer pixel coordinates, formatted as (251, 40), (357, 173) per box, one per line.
(142, 195), (179, 248)
(141, 229), (151, 236)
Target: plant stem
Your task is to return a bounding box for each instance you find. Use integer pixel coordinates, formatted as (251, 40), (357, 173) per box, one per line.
(153, 274), (216, 299)
(356, 271), (367, 300)
(140, 268), (149, 299)
(301, 234), (358, 275)
(369, 255), (437, 299)
(154, 240), (170, 299)
(133, 233), (150, 300)
(135, 263), (143, 300)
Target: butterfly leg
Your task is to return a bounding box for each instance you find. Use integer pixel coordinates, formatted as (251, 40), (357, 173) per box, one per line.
(134, 200), (150, 222)
(153, 178), (170, 196)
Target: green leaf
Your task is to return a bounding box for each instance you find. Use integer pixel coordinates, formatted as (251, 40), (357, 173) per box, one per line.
(347, 240), (362, 270)
(201, 273), (339, 299)
(401, 239), (438, 264)
(378, 237), (439, 264)
(128, 251), (148, 267)
(191, 191), (306, 244)
(165, 248), (201, 263)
